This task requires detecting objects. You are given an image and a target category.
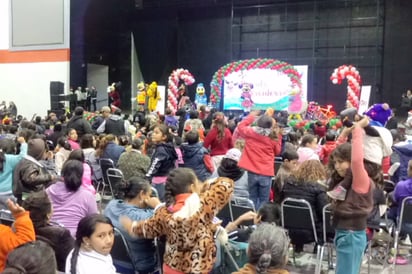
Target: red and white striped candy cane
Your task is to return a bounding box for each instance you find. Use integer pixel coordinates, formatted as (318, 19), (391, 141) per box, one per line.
(330, 65), (362, 109)
(167, 68), (195, 113)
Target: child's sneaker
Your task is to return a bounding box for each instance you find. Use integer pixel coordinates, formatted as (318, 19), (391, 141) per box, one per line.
(327, 186), (347, 201)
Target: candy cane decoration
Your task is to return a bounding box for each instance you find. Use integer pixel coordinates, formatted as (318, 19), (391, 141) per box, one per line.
(330, 65), (362, 109)
(167, 68), (195, 113)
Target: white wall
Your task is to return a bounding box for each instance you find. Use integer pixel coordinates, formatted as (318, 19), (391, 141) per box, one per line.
(0, 0), (70, 119)
(0, 61), (70, 119)
(0, 0), (10, 49)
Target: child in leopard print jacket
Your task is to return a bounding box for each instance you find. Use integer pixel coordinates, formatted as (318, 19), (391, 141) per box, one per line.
(121, 167), (234, 274)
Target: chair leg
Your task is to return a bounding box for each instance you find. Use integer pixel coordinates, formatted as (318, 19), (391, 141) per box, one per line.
(316, 245), (325, 274)
(392, 230), (399, 268)
(327, 243), (334, 269)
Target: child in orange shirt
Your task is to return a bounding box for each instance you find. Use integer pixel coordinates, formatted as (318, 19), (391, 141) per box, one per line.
(0, 199), (35, 271)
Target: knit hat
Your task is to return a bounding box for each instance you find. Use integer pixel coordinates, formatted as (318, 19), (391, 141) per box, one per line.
(256, 115), (273, 129)
(28, 138), (46, 161)
(224, 148), (241, 162)
(363, 126), (393, 165)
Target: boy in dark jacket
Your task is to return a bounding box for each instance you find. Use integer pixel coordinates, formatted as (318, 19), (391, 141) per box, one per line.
(181, 130), (211, 182)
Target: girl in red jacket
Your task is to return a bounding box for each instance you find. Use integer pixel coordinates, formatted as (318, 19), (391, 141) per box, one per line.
(237, 110), (282, 210)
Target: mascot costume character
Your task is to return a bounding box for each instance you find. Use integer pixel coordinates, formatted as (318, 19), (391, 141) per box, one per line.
(136, 82), (147, 106)
(239, 82), (254, 112)
(107, 82), (121, 108)
(195, 83), (207, 109)
(147, 81), (160, 112)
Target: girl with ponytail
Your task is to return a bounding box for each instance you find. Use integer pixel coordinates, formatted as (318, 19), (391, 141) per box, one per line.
(65, 214), (116, 274)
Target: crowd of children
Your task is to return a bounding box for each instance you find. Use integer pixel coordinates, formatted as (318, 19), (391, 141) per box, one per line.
(0, 101), (410, 274)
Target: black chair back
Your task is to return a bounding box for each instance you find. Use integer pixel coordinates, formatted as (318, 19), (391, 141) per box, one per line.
(111, 227), (134, 273)
(399, 196), (412, 230)
(231, 203), (255, 226)
(0, 209), (14, 226)
(322, 204), (334, 243)
(106, 168), (124, 197)
(100, 158), (115, 184)
(281, 197), (318, 243)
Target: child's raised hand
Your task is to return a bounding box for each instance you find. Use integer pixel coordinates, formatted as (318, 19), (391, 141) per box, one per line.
(6, 199), (25, 216)
(357, 116), (370, 128)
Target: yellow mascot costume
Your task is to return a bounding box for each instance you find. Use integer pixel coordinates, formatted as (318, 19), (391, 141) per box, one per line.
(147, 81), (160, 112)
(136, 82), (147, 106)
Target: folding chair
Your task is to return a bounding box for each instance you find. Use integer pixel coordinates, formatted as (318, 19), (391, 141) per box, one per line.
(0, 209), (14, 226)
(106, 168), (124, 199)
(281, 197), (321, 266)
(111, 227), (135, 274)
(98, 158), (115, 200)
(232, 197), (255, 210)
(217, 201), (233, 227)
(392, 196), (412, 268)
(151, 186), (159, 198)
(231, 202), (255, 227)
(316, 204), (334, 274)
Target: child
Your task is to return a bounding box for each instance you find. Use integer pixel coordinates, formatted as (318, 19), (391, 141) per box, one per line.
(3, 240), (57, 274)
(121, 168), (234, 274)
(319, 130), (337, 165)
(66, 214), (116, 274)
(225, 202), (281, 242)
(164, 108), (178, 128)
(67, 149), (96, 195)
(181, 130), (212, 181)
(327, 118), (392, 201)
(327, 117), (387, 274)
(22, 191), (74, 272)
(0, 199), (35, 271)
(145, 124), (178, 201)
(296, 134), (319, 163)
(273, 150), (299, 203)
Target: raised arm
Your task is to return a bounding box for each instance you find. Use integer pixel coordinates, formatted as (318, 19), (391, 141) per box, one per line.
(351, 122), (370, 194)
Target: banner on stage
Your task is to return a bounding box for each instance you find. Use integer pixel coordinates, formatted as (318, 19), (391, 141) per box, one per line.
(222, 66), (308, 111)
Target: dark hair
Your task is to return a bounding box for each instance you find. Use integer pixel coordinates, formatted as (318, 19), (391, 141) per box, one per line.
(154, 124), (173, 143)
(80, 133), (95, 149)
(189, 110), (199, 119)
(328, 143), (352, 188)
(213, 112), (226, 141)
(35, 116), (42, 124)
(325, 131), (336, 142)
(165, 168), (197, 207)
(165, 108), (172, 115)
(71, 215), (113, 274)
(22, 191), (52, 228)
(118, 135), (130, 146)
(248, 224), (289, 273)
(257, 203), (281, 225)
(61, 160), (83, 192)
(186, 130), (199, 145)
(74, 107), (84, 116)
(256, 115), (273, 129)
(300, 134), (316, 147)
(57, 136), (71, 150)
(3, 241), (57, 274)
(115, 176), (151, 200)
(131, 138), (143, 150)
(68, 149), (85, 162)
(220, 158), (239, 171)
(53, 123), (62, 132)
(281, 150), (299, 161)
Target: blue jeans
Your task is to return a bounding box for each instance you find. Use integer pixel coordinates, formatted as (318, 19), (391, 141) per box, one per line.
(334, 229), (367, 274)
(247, 171), (272, 210)
(152, 183), (165, 202)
